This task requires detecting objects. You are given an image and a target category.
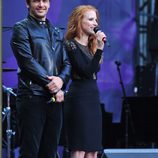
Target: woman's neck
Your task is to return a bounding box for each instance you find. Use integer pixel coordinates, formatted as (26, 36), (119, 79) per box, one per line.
(74, 35), (88, 46)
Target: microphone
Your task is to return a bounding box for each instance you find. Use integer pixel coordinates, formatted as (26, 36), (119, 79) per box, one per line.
(47, 96), (56, 104)
(115, 60), (121, 66)
(93, 27), (110, 47)
(47, 90), (68, 104)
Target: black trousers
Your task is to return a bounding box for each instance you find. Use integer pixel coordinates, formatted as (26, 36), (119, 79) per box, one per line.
(16, 95), (62, 158)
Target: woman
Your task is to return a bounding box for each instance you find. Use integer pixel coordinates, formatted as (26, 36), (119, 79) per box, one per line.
(64, 5), (106, 158)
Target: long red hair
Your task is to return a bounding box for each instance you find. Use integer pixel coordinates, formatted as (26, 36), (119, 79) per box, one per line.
(65, 5), (100, 54)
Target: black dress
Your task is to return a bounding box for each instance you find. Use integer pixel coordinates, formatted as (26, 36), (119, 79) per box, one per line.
(64, 39), (103, 152)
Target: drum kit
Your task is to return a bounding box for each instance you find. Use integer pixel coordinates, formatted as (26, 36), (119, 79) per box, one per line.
(2, 62), (17, 158)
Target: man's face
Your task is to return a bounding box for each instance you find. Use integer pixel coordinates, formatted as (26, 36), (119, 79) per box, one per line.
(27, 0), (50, 21)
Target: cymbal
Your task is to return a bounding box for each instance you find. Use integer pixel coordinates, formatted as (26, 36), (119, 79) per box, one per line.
(3, 68), (17, 72)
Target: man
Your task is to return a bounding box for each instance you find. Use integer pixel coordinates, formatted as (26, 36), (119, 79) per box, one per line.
(10, 0), (71, 158)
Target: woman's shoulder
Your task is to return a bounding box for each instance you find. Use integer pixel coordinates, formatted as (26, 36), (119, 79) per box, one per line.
(64, 39), (78, 51)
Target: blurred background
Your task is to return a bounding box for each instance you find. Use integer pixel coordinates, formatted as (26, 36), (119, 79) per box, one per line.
(2, 0), (158, 157)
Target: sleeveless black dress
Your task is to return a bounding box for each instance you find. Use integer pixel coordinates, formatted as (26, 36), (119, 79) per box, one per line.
(64, 40), (103, 151)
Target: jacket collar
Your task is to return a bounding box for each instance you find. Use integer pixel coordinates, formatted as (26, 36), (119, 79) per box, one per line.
(27, 15), (62, 49)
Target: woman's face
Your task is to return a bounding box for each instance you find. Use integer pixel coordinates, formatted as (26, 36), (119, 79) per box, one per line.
(80, 10), (98, 36)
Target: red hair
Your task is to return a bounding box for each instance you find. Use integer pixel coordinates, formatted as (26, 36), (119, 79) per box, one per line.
(65, 5), (100, 54)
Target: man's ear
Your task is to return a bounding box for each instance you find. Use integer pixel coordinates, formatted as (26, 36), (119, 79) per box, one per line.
(26, 4), (29, 9)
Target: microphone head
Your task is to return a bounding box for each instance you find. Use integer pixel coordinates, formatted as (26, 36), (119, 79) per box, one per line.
(115, 61), (121, 66)
(93, 26), (100, 33)
(93, 26), (110, 47)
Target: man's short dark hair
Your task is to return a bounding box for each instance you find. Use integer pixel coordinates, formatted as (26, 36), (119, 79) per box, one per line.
(26, 0), (30, 4)
(26, 0), (50, 5)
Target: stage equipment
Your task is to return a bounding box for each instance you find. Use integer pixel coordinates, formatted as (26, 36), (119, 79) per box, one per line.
(135, 63), (156, 96)
(2, 85), (17, 158)
(115, 61), (135, 148)
(104, 149), (158, 158)
(124, 96), (158, 147)
(2, 68), (17, 72)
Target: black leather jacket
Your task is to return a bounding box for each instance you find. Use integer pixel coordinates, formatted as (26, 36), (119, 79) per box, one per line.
(10, 15), (71, 96)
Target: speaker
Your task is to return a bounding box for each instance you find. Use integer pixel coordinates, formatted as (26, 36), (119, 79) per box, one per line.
(121, 97), (158, 147)
(135, 63), (156, 96)
(101, 103), (122, 148)
(149, 0), (158, 62)
(149, 20), (158, 53)
(104, 149), (158, 158)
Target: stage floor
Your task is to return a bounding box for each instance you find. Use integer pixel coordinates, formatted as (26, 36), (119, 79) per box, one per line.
(104, 148), (158, 158)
